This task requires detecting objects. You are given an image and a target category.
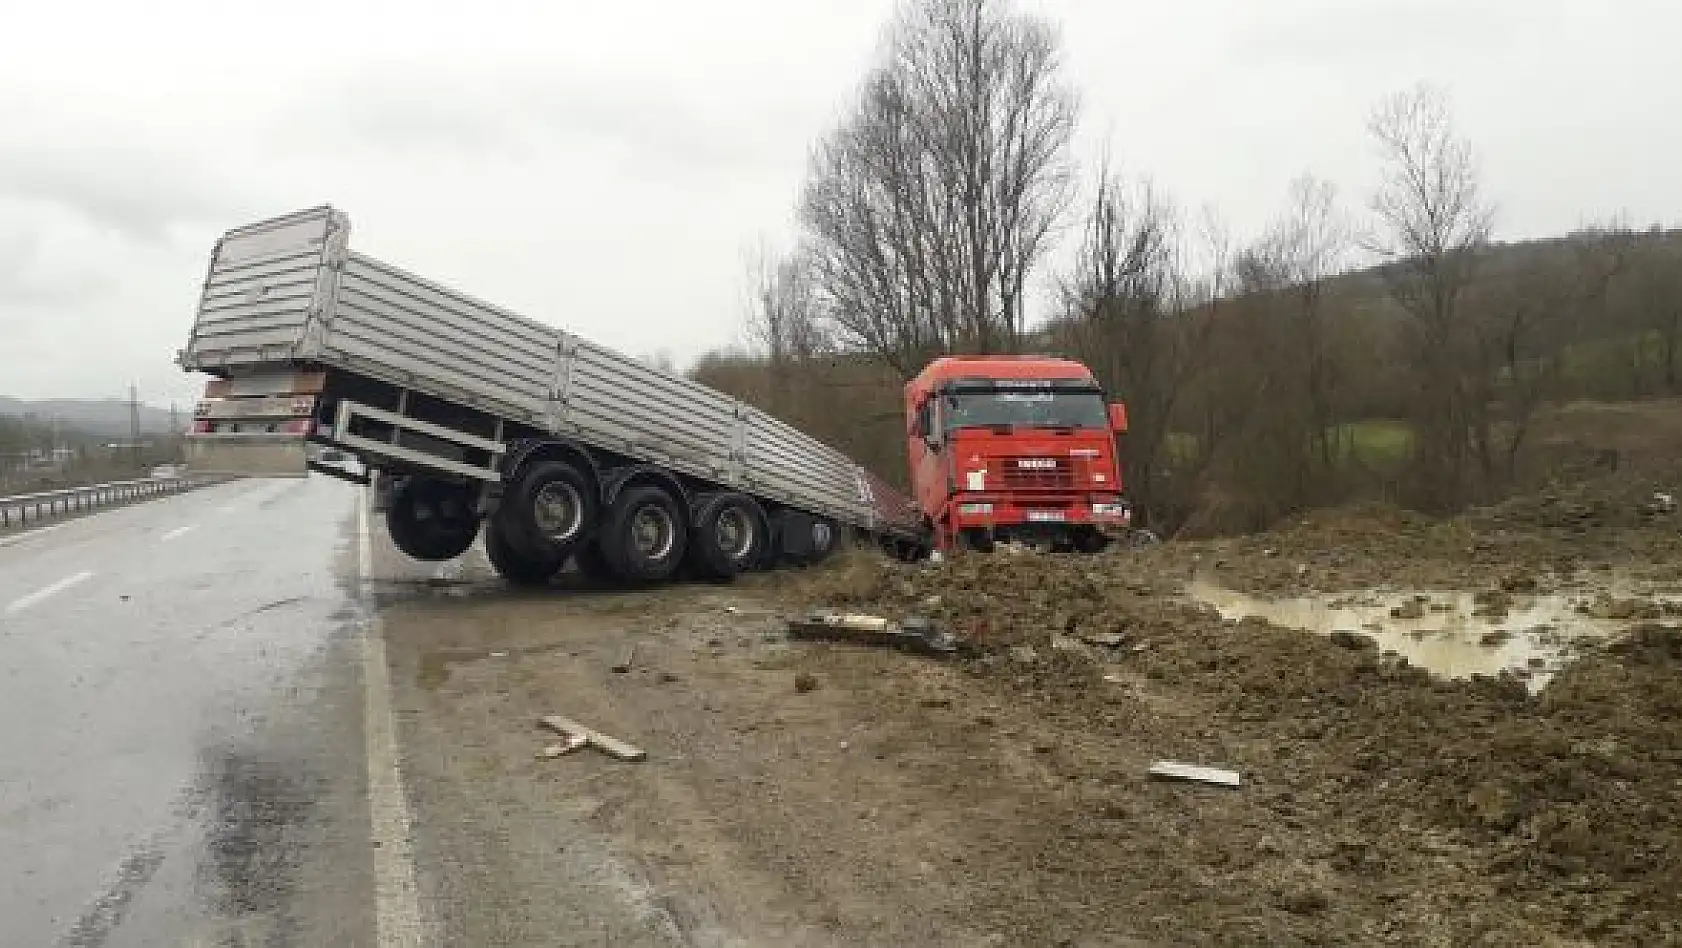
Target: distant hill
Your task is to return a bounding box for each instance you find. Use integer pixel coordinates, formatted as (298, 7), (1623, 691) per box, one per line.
(0, 397), (180, 437)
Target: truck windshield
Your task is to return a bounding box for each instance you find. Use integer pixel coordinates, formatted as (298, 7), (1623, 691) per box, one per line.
(943, 387), (1109, 431)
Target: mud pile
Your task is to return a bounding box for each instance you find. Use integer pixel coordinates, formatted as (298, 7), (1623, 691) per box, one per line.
(788, 533), (1682, 942)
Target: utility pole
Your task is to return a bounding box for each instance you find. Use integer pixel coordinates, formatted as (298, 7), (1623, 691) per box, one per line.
(129, 383), (142, 470)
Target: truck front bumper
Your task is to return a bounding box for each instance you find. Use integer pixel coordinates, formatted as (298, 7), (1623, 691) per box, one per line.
(949, 496), (1132, 535)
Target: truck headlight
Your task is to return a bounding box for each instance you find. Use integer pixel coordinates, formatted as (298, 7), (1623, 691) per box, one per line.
(1092, 501), (1129, 517)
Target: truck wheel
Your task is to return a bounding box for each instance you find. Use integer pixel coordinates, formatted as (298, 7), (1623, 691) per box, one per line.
(957, 528), (995, 554)
(771, 509), (840, 566)
(505, 460), (597, 555)
(687, 493), (765, 580)
(1072, 527), (1109, 554)
(572, 541), (616, 586)
(600, 483), (687, 583)
(484, 518), (565, 587)
(385, 477), (480, 561)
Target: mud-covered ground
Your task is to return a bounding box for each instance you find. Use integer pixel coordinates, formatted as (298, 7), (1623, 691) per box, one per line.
(386, 471), (1682, 946)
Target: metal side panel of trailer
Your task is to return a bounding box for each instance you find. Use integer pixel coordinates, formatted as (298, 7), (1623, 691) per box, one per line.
(179, 206), (916, 538)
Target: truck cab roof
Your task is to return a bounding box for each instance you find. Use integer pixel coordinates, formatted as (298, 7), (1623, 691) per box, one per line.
(908, 355), (1098, 396)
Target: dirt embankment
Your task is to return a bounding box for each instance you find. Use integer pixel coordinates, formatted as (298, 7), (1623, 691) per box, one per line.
(770, 487), (1682, 944)
(390, 473), (1682, 946)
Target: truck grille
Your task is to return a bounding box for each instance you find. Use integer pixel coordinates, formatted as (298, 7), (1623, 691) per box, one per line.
(991, 456), (1076, 490)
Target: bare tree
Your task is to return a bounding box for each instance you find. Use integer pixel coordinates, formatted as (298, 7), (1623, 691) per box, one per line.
(1366, 83), (1494, 509)
(1229, 175), (1353, 474)
(1057, 167), (1193, 522)
(1629, 230), (1682, 393)
(801, 0), (1078, 377)
(741, 241), (829, 419)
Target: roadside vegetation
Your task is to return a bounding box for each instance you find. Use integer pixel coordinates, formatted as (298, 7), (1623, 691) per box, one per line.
(691, 0), (1682, 537)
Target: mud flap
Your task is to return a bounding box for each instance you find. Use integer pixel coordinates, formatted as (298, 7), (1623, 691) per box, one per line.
(184, 434), (310, 478)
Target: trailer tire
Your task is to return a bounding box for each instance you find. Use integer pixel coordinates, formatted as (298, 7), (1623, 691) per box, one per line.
(485, 519), (565, 587)
(772, 509), (840, 566)
(504, 460), (597, 555)
(385, 477), (480, 561)
(572, 541), (616, 587)
(686, 493), (765, 580)
(599, 483), (687, 584)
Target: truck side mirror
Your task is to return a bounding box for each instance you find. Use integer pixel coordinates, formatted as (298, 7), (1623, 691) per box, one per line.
(1108, 402), (1128, 434)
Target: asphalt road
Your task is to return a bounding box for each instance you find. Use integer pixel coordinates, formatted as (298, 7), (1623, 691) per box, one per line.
(1, 476), (376, 947)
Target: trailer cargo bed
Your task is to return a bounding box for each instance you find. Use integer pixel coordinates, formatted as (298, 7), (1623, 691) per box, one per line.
(179, 206), (921, 545)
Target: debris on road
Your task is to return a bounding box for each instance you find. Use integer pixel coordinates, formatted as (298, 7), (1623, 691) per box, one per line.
(611, 643), (637, 674)
(787, 611), (958, 655)
(1147, 761), (1242, 788)
(540, 714), (647, 762)
(538, 733), (588, 759)
(794, 672), (820, 693)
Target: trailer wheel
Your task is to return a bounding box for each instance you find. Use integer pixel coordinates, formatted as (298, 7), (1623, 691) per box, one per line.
(600, 483), (687, 583)
(484, 518), (565, 587)
(687, 493), (765, 580)
(771, 509), (841, 566)
(385, 477), (480, 561)
(572, 541), (616, 586)
(505, 460), (597, 554)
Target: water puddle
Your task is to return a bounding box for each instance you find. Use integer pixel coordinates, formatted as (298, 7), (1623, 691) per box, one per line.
(1183, 577), (1658, 687)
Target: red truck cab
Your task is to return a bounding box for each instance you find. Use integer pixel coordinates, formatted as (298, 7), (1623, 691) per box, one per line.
(906, 355), (1131, 553)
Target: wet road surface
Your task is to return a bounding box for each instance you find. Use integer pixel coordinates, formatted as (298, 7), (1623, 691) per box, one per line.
(1, 477), (374, 946)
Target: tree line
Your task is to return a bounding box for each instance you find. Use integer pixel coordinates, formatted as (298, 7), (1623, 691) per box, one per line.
(694, 0), (1682, 534)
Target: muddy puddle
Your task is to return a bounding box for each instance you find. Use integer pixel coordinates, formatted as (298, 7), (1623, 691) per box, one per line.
(1183, 577), (1663, 688)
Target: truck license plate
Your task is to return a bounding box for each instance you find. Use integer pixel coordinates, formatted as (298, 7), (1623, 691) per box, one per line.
(1027, 510), (1066, 522)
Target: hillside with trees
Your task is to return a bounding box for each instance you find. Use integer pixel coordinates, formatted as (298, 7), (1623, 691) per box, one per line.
(692, 0), (1682, 536)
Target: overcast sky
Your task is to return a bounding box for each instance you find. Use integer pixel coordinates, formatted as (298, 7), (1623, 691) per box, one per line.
(2, 0), (1678, 408)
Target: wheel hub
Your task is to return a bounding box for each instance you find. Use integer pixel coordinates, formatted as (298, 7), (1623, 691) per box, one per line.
(533, 482), (583, 542)
(714, 508), (754, 559)
(630, 506), (674, 559)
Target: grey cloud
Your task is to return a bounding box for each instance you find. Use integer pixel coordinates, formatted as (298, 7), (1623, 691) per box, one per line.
(0, 141), (248, 242)
(282, 70), (779, 172)
(1232, 0), (1548, 63)
(0, 213), (116, 306)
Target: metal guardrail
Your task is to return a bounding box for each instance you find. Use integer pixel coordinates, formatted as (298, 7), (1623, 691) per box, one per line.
(0, 476), (214, 530)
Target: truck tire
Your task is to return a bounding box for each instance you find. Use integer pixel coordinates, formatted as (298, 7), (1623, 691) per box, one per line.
(772, 509), (841, 566)
(484, 518), (565, 587)
(386, 477), (480, 561)
(504, 460), (597, 556)
(572, 541), (616, 586)
(599, 483), (687, 584)
(686, 493), (765, 580)
(1071, 527), (1109, 554)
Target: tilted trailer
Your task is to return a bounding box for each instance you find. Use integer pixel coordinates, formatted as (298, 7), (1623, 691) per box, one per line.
(177, 206), (926, 585)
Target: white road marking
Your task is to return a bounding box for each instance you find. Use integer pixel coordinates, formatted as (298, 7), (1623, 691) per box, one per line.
(160, 525), (196, 543)
(358, 491), (426, 946)
(6, 570), (95, 615)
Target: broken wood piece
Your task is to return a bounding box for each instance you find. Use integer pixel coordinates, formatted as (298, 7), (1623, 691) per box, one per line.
(787, 611), (957, 656)
(538, 733), (588, 759)
(1148, 761), (1241, 788)
(611, 643), (637, 674)
(541, 714), (647, 762)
